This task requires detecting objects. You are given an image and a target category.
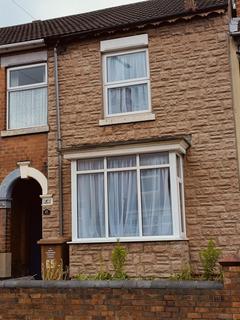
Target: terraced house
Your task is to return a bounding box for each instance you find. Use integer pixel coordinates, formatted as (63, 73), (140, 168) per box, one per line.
(0, 0), (238, 279)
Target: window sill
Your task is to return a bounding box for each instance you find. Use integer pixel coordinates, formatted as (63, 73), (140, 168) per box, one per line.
(1, 125), (49, 137)
(99, 112), (155, 126)
(68, 236), (188, 244)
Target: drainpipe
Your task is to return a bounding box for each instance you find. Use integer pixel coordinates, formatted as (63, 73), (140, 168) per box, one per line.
(54, 43), (64, 237)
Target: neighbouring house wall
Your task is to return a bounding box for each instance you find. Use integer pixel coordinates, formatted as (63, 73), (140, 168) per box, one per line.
(0, 66), (48, 182)
(46, 12), (240, 277)
(0, 65), (48, 267)
(237, 0), (240, 15)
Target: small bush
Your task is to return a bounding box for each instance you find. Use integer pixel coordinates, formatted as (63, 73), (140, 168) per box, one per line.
(111, 241), (128, 279)
(42, 259), (68, 280)
(170, 264), (193, 280)
(200, 240), (221, 280)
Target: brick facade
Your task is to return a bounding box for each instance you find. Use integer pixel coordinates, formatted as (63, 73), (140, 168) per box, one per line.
(45, 12), (240, 277)
(0, 65), (48, 276)
(0, 258), (239, 320)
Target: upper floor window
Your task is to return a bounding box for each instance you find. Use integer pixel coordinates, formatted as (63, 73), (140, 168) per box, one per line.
(103, 49), (150, 116)
(101, 34), (152, 122)
(7, 63), (47, 130)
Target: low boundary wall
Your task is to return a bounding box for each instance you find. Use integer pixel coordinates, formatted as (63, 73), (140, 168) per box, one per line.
(0, 259), (239, 320)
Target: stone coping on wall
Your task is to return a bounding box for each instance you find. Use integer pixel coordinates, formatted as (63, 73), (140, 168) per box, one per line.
(0, 279), (223, 290)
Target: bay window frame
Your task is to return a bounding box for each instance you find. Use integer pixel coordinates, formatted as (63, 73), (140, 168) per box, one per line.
(70, 143), (188, 243)
(7, 63), (48, 130)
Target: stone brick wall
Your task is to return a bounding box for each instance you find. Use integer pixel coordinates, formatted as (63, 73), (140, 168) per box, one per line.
(0, 259), (239, 320)
(46, 11), (239, 278)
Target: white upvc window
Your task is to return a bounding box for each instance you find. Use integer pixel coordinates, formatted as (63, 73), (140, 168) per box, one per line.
(7, 63), (47, 130)
(70, 146), (187, 243)
(103, 48), (151, 117)
(101, 34), (152, 121)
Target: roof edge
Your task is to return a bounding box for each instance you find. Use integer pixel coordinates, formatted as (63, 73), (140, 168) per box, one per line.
(0, 39), (45, 54)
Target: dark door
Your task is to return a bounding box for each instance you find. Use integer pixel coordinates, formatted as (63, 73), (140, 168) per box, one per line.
(11, 178), (42, 278)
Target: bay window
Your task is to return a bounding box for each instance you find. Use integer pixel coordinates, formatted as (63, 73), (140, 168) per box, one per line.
(7, 63), (47, 130)
(70, 144), (187, 243)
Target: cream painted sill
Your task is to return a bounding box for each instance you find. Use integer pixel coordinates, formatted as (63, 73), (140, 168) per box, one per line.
(99, 112), (155, 126)
(1, 125), (49, 137)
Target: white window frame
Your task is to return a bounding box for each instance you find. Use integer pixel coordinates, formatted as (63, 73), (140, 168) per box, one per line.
(7, 63), (48, 130)
(70, 144), (187, 244)
(102, 48), (151, 118)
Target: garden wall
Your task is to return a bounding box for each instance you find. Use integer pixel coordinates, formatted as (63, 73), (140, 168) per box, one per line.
(0, 260), (239, 320)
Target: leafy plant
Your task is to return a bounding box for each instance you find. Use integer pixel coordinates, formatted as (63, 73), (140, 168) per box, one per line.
(111, 240), (128, 279)
(170, 264), (193, 280)
(95, 271), (112, 280)
(42, 259), (68, 280)
(200, 240), (221, 280)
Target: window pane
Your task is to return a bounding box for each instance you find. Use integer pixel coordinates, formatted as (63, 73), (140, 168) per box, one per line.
(77, 158), (104, 171)
(176, 155), (181, 178)
(107, 51), (147, 82)
(107, 155), (136, 169)
(108, 171), (138, 237)
(10, 66), (45, 87)
(8, 87), (47, 129)
(140, 152), (169, 166)
(179, 183), (184, 232)
(141, 168), (173, 236)
(77, 173), (105, 238)
(108, 84), (148, 114)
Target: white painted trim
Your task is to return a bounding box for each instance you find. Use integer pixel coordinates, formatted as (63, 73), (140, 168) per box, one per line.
(1, 125), (49, 137)
(64, 140), (189, 160)
(0, 39), (45, 54)
(18, 162), (48, 195)
(100, 34), (148, 52)
(99, 112), (155, 126)
(71, 161), (78, 241)
(1, 51), (47, 67)
(68, 236), (188, 244)
(169, 152), (181, 237)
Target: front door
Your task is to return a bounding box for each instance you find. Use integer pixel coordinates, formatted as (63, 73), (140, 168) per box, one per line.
(11, 178), (42, 278)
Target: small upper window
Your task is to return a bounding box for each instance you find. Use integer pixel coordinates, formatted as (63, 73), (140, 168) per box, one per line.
(7, 64), (47, 130)
(101, 35), (151, 118)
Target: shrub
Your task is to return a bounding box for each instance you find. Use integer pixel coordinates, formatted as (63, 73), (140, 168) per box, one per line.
(42, 259), (68, 280)
(199, 240), (221, 280)
(111, 241), (128, 279)
(170, 264), (193, 280)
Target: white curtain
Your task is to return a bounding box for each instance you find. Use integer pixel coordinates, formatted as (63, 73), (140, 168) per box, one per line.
(77, 173), (105, 238)
(108, 84), (148, 114)
(141, 168), (173, 236)
(107, 51), (147, 82)
(108, 170), (138, 237)
(107, 51), (148, 115)
(9, 87), (47, 129)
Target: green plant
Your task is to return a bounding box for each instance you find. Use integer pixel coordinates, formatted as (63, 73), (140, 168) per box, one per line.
(200, 240), (221, 280)
(111, 241), (128, 279)
(170, 264), (193, 280)
(95, 271), (112, 280)
(42, 259), (68, 280)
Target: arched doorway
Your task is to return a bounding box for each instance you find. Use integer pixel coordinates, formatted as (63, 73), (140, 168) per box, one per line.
(11, 178), (42, 278)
